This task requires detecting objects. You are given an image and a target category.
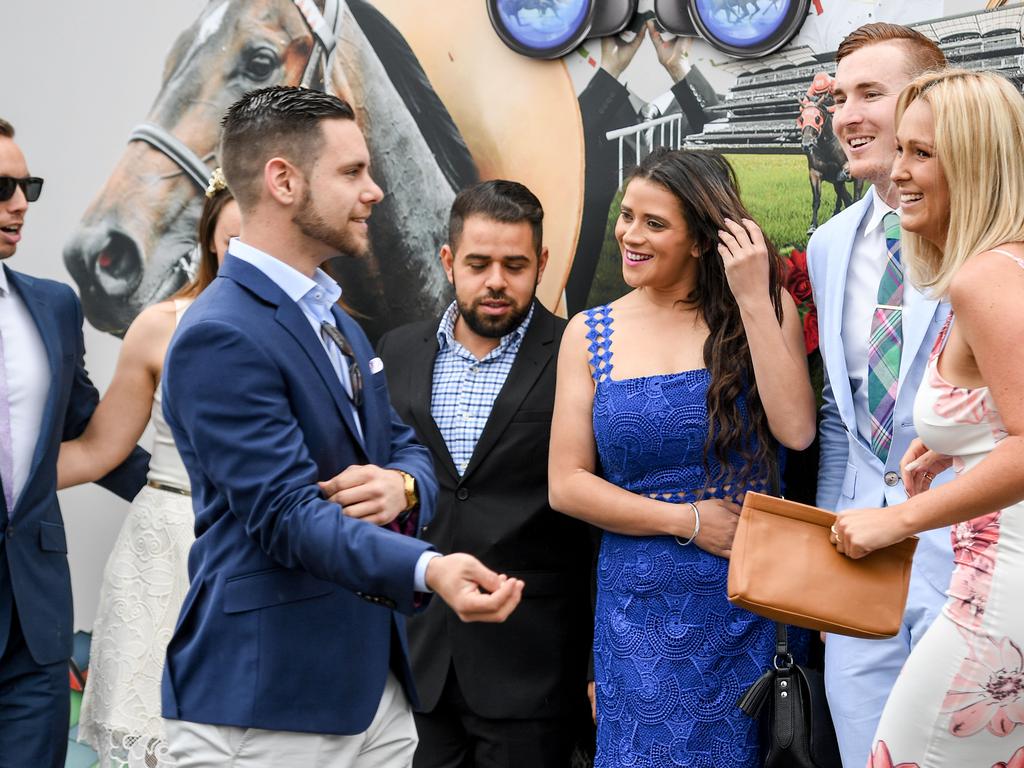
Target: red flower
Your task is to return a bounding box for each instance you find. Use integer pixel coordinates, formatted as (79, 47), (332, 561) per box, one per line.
(785, 249), (814, 305)
(802, 306), (819, 355)
(993, 747), (1024, 768)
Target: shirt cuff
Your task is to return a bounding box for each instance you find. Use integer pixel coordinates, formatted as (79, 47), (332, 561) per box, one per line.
(414, 551), (443, 593)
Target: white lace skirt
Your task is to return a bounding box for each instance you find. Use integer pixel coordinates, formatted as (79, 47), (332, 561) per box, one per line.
(78, 484), (194, 768)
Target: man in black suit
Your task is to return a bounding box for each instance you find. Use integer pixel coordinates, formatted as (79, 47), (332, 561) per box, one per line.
(378, 181), (593, 768)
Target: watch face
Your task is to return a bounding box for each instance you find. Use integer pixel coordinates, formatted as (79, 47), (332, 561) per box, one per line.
(689, 0), (810, 58)
(488, 0), (595, 59)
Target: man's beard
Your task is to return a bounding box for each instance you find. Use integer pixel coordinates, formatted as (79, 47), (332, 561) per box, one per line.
(293, 189), (368, 259)
(457, 289), (535, 339)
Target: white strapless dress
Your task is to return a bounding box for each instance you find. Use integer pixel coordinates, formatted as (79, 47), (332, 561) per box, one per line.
(870, 251), (1024, 768)
(78, 301), (194, 768)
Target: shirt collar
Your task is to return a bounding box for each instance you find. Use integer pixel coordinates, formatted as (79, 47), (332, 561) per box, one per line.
(864, 185), (899, 236)
(0, 265), (8, 296)
(436, 300), (535, 355)
(227, 237), (341, 306)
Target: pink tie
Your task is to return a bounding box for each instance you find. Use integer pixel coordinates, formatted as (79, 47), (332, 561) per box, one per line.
(0, 324), (14, 512)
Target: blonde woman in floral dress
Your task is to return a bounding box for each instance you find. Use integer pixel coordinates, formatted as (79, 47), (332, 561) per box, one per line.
(833, 70), (1024, 767)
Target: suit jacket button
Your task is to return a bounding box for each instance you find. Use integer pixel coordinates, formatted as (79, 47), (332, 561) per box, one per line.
(456, 488), (469, 501)
(884, 471), (900, 487)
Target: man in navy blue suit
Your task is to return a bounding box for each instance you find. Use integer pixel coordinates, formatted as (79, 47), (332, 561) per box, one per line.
(0, 117), (149, 768)
(160, 87), (524, 768)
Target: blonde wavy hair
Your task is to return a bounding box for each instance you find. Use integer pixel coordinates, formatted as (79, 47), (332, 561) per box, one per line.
(895, 69), (1024, 297)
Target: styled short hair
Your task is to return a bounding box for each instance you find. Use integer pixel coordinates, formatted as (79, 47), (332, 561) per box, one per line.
(836, 23), (946, 78)
(219, 86), (355, 209)
(0, 118), (14, 139)
(896, 69), (1024, 297)
(448, 180), (544, 257)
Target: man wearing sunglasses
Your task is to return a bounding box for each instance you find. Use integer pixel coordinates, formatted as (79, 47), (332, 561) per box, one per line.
(0, 118), (149, 768)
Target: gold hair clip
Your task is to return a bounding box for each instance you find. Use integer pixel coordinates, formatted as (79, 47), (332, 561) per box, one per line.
(205, 167), (227, 198)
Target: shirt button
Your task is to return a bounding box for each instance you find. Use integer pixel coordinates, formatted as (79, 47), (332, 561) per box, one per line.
(884, 471), (900, 487)
(456, 488), (470, 501)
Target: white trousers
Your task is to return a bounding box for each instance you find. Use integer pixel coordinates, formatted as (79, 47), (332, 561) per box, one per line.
(164, 673), (417, 768)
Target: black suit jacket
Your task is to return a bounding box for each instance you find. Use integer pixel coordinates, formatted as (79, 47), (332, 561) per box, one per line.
(377, 303), (593, 720)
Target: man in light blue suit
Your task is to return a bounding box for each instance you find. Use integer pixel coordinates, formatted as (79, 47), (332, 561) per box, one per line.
(806, 24), (952, 768)
(161, 87), (524, 768)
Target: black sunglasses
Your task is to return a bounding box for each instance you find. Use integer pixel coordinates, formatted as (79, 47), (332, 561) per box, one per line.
(0, 176), (44, 203)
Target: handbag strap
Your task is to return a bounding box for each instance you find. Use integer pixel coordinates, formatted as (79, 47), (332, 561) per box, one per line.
(774, 622), (794, 670)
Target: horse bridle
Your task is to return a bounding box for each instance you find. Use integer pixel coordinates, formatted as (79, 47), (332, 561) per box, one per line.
(124, 0), (343, 277)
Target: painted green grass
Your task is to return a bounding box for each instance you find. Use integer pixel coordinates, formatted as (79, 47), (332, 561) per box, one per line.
(728, 153), (846, 250)
(586, 153), (861, 306)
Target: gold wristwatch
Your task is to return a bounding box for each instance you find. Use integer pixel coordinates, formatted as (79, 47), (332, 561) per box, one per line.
(398, 471), (418, 511)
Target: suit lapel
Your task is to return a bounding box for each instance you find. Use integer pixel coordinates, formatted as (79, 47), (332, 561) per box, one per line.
(405, 325), (458, 482)
(897, 283), (941, 392)
(218, 257), (366, 454)
(7, 270), (62, 500)
(822, 195), (871, 445)
(461, 307), (554, 483)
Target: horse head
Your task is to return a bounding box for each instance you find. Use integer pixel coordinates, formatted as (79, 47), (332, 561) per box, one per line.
(63, 0), (319, 334)
(796, 101), (827, 152)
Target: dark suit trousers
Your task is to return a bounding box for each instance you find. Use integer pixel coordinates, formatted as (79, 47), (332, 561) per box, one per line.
(0, 560), (68, 768)
(413, 664), (574, 768)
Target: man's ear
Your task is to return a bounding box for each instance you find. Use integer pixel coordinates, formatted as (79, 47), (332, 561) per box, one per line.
(264, 157), (301, 206)
(536, 246), (550, 285)
(440, 244), (456, 286)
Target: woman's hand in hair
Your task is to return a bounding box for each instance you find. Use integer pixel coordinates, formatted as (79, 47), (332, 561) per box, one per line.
(693, 499), (742, 559)
(717, 218), (772, 310)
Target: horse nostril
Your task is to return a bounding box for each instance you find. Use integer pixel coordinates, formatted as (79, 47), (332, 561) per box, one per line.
(92, 231), (143, 298)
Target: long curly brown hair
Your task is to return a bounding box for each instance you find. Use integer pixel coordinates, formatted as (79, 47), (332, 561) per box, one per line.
(625, 148), (785, 494)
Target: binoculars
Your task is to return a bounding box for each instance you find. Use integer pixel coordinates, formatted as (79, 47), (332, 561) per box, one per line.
(488, 0), (811, 60)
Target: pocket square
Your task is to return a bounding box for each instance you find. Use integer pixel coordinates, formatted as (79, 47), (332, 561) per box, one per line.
(369, 357), (384, 374)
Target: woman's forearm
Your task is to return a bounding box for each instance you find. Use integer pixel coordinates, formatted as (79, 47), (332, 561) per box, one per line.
(898, 436), (1024, 536)
(740, 298), (816, 449)
(549, 467), (695, 538)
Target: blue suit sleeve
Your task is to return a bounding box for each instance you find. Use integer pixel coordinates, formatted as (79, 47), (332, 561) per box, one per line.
(807, 232), (847, 511)
(163, 319), (432, 614)
(61, 287), (149, 501)
(383, 401), (437, 536)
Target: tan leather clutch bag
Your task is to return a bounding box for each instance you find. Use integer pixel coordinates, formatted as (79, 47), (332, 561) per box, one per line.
(727, 492), (919, 639)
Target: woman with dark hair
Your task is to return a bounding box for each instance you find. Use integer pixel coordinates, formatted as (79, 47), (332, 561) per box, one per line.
(59, 177), (238, 768)
(549, 148), (816, 767)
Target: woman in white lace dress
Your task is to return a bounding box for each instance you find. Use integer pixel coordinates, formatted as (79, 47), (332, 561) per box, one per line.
(833, 70), (1024, 767)
(58, 177), (239, 768)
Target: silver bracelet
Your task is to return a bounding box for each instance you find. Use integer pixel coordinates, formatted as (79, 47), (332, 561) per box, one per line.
(674, 502), (701, 547)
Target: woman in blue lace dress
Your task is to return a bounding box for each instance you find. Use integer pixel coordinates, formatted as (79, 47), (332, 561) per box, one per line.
(550, 148), (816, 768)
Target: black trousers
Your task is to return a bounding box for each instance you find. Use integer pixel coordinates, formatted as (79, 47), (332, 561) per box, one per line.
(0, 593), (69, 768)
(413, 664), (575, 768)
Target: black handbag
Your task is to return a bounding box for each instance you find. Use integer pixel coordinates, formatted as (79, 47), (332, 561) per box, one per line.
(738, 623), (842, 768)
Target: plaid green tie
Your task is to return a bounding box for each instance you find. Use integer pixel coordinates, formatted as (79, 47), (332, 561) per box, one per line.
(867, 211), (903, 462)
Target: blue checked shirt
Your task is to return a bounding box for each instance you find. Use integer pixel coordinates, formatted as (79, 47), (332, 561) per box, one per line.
(431, 300), (535, 476)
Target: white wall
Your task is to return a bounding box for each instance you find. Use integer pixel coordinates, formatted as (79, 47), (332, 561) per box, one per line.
(5, 1), (206, 629)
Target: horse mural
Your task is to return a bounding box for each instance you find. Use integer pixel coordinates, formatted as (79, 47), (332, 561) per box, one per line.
(63, 0), (585, 339)
(797, 98), (863, 235)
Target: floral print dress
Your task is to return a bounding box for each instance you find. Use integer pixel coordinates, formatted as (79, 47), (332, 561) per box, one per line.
(869, 251), (1024, 768)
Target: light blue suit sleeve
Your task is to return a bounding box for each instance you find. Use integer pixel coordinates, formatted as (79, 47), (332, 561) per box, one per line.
(807, 230), (848, 511)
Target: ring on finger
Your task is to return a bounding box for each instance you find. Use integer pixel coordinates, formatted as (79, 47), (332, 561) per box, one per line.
(924, 472), (935, 481)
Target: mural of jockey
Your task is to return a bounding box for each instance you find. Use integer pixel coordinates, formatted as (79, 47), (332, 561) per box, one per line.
(796, 71), (862, 235)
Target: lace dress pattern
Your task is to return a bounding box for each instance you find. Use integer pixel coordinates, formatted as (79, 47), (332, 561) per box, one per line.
(585, 305), (807, 768)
